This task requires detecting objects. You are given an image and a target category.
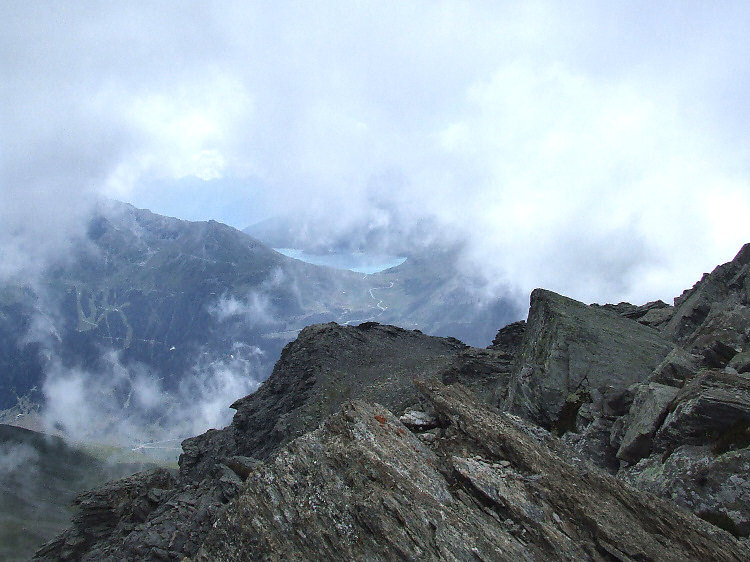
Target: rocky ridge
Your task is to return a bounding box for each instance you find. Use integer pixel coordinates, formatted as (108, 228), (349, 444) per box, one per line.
(36, 244), (750, 560)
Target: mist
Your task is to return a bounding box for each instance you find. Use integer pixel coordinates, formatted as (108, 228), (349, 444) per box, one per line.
(40, 347), (263, 457)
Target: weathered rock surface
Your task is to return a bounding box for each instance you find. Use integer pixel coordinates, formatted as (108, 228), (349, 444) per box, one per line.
(665, 243), (750, 349)
(621, 445), (750, 538)
(180, 321), (467, 482)
(596, 299), (675, 329)
(34, 468), (178, 561)
(489, 319), (526, 353)
(36, 322), (476, 561)
(504, 289), (673, 431)
(653, 369), (750, 451)
(194, 381), (748, 561)
(649, 346), (701, 387)
(617, 382), (679, 463)
(441, 346), (517, 405)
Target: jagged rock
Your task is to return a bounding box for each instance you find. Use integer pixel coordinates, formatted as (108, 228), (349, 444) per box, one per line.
(398, 408), (438, 430)
(610, 415), (628, 449)
(34, 468), (178, 561)
(617, 383), (679, 464)
(654, 370), (750, 452)
(596, 300), (675, 329)
(650, 347), (701, 387)
(700, 340), (740, 368)
(665, 243), (750, 348)
(729, 351), (750, 374)
(194, 381), (748, 560)
(621, 445), (750, 538)
(222, 456), (261, 480)
(504, 289), (673, 431)
(180, 322), (467, 482)
(562, 414), (619, 472)
(489, 320), (526, 353)
(600, 385), (637, 417)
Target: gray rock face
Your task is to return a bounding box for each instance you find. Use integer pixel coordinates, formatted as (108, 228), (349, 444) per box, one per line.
(504, 289), (673, 431)
(649, 347), (701, 386)
(180, 322), (467, 482)
(194, 381), (749, 561)
(489, 319), (526, 352)
(596, 299), (675, 329)
(729, 351), (750, 374)
(654, 370), (750, 451)
(441, 346), (517, 405)
(34, 468), (178, 561)
(665, 243), (750, 349)
(621, 445), (750, 538)
(617, 383), (679, 463)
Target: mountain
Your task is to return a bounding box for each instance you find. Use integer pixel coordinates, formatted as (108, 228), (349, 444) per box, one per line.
(0, 201), (519, 429)
(35, 243), (750, 560)
(245, 214), (522, 346)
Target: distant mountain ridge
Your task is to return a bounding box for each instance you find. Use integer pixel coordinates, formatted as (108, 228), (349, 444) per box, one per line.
(0, 201), (519, 421)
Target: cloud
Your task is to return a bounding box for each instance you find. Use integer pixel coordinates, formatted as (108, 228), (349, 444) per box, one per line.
(211, 293), (273, 326)
(209, 266), (288, 327)
(2, 2), (750, 307)
(0, 441), (39, 475)
(40, 347), (263, 455)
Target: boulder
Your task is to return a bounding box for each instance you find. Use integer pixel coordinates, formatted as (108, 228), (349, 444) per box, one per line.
(650, 347), (700, 387)
(504, 289), (674, 431)
(729, 351), (750, 374)
(654, 370), (750, 452)
(617, 383), (679, 464)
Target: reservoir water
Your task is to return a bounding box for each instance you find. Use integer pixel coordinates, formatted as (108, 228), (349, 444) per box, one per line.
(274, 248), (406, 274)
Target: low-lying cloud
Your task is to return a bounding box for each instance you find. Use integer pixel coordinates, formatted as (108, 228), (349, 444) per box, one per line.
(40, 347), (263, 456)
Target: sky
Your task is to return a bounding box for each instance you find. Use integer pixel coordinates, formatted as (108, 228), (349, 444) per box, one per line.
(2, 1), (750, 305)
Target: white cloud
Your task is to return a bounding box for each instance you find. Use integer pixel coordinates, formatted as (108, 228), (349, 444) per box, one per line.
(40, 347), (263, 454)
(2, 1), (750, 304)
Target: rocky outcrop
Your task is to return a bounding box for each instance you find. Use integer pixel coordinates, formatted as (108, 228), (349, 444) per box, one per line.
(596, 299), (675, 329)
(35, 322), (474, 561)
(180, 322), (467, 483)
(504, 289), (673, 432)
(194, 381), (748, 561)
(34, 468), (178, 561)
(489, 319), (526, 352)
(616, 382), (679, 463)
(653, 369), (750, 452)
(36, 243), (750, 559)
(621, 445), (750, 538)
(665, 243), (750, 350)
